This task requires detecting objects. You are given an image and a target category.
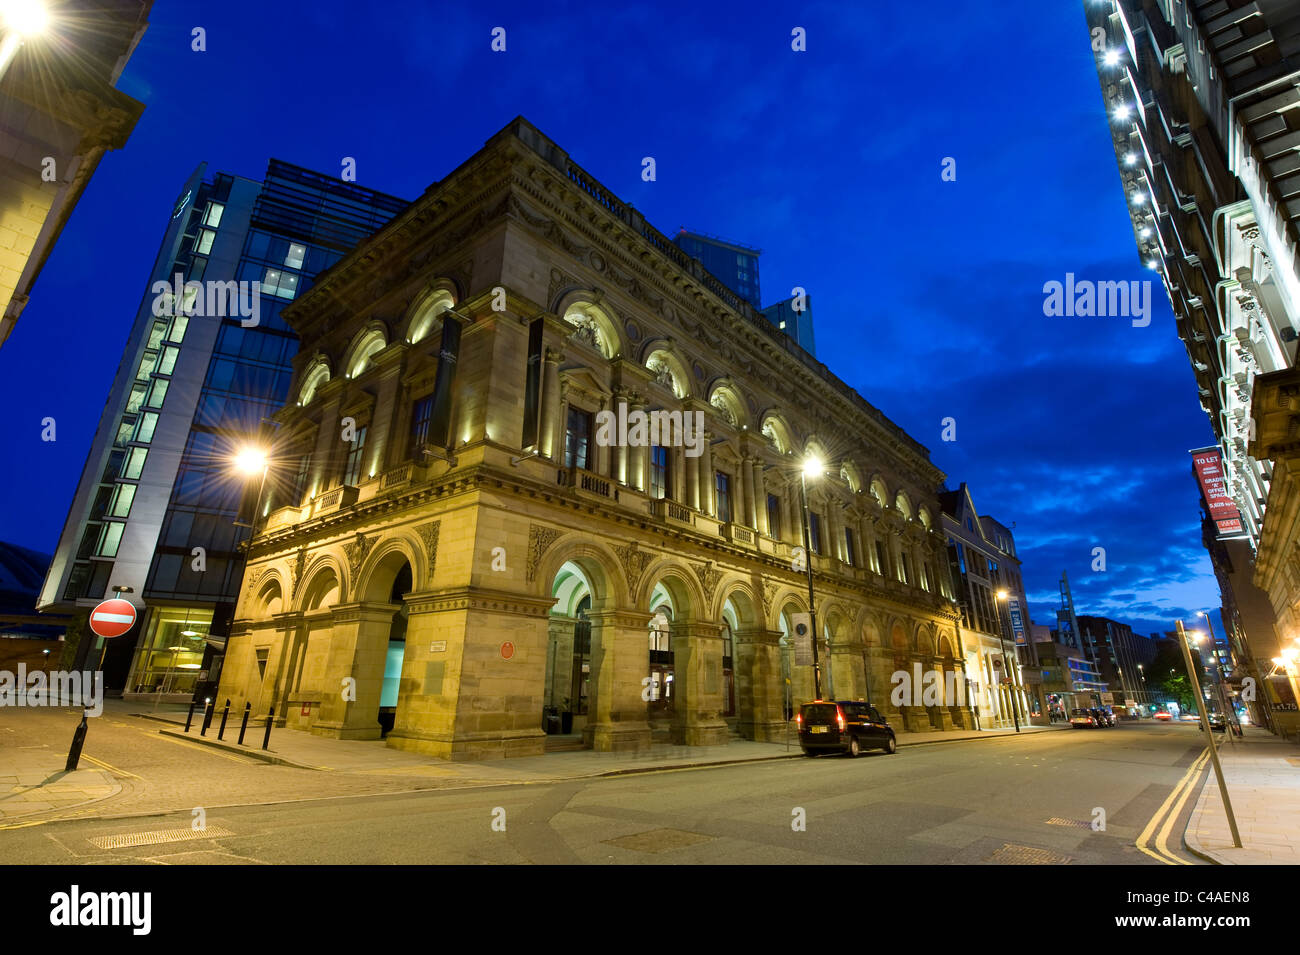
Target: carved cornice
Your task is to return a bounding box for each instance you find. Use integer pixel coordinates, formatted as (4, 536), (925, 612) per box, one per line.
(405, 588), (556, 617)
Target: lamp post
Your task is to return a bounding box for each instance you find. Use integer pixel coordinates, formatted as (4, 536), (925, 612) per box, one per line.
(0, 1), (48, 81)
(799, 455), (824, 700)
(994, 590), (1021, 732)
(1138, 663), (1147, 708)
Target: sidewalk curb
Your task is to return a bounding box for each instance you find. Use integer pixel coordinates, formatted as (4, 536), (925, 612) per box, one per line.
(144, 718), (1065, 779)
(1181, 767), (1223, 865)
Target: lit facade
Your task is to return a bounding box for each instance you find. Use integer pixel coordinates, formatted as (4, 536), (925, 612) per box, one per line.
(216, 118), (966, 759)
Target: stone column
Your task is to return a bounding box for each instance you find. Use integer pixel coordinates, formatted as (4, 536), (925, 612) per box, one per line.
(545, 615), (576, 709)
(927, 655), (955, 730)
(540, 348), (562, 460)
(594, 397), (612, 477)
(698, 430), (714, 515)
(672, 444), (686, 503)
(739, 454), (754, 527)
(734, 627), (785, 741)
(685, 443), (699, 509)
(629, 398), (648, 491)
(783, 485), (798, 544)
(752, 459), (768, 536)
(312, 601), (399, 740)
(827, 506), (842, 564)
(584, 609), (653, 751)
(670, 619), (731, 746)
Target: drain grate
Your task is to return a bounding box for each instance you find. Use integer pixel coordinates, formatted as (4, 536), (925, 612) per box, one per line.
(89, 826), (233, 849)
(1045, 817), (1090, 829)
(602, 828), (714, 853)
(988, 842), (1072, 865)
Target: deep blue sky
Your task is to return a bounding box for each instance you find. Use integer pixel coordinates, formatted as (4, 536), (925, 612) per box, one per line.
(0, 0), (1220, 636)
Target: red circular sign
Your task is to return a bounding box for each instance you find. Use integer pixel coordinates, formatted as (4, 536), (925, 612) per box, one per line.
(500, 642), (515, 660)
(88, 598), (137, 638)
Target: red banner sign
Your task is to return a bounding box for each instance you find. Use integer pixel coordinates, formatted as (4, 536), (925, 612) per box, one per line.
(1191, 448), (1244, 536)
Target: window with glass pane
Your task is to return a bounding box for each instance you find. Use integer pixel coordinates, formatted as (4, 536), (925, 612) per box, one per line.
(146, 320), (168, 350)
(169, 314), (189, 343)
(650, 446), (668, 499)
(88, 485), (112, 520)
(135, 412), (158, 444)
(293, 453), (311, 499)
(108, 484), (136, 518)
(900, 553), (910, 584)
(844, 527), (855, 566)
(767, 494), (780, 538)
(125, 384), (147, 414)
(342, 426), (367, 486)
(122, 447), (147, 480)
(96, 522), (124, 557)
(204, 202), (224, 227)
(875, 540), (888, 575)
(285, 243), (306, 268)
(409, 395), (433, 455)
(115, 420), (134, 446)
(564, 408), (591, 470)
(146, 378), (169, 409)
(715, 472), (731, 523)
(809, 513), (822, 554)
(136, 351), (157, 380)
(196, 229), (215, 255)
(157, 346), (179, 376)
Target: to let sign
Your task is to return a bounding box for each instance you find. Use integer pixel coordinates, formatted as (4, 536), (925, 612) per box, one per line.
(88, 598), (137, 638)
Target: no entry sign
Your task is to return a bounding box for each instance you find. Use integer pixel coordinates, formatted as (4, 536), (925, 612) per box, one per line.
(88, 598), (137, 638)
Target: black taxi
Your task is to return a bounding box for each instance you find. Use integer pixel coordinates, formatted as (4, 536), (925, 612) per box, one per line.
(797, 700), (897, 757)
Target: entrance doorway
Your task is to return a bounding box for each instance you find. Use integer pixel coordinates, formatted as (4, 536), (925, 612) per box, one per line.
(378, 563), (411, 738)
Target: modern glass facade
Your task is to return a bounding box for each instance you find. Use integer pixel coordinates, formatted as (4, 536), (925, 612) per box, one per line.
(40, 160), (408, 697)
(673, 230), (762, 309)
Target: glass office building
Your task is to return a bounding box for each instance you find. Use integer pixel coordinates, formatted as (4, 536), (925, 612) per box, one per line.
(38, 161), (408, 698)
(673, 230), (762, 309)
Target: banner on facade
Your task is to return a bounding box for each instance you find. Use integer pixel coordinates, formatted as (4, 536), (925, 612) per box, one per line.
(791, 612), (813, 667)
(1008, 598), (1026, 645)
(1191, 447), (1245, 537)
(522, 317), (543, 451)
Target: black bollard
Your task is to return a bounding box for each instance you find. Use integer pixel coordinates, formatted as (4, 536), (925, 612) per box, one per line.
(217, 699), (231, 740)
(262, 707), (274, 751)
(184, 699), (197, 733)
(237, 701), (251, 745)
(200, 698), (214, 736)
(65, 711), (89, 771)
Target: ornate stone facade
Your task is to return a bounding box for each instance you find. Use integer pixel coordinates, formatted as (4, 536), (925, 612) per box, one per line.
(217, 118), (965, 760)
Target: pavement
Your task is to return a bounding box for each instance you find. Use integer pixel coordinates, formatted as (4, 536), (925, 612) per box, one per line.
(135, 703), (1071, 784)
(0, 727), (120, 823)
(1184, 724), (1300, 865)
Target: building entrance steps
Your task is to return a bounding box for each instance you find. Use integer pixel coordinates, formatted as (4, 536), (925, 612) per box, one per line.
(1184, 726), (1300, 865)
(135, 703), (1069, 787)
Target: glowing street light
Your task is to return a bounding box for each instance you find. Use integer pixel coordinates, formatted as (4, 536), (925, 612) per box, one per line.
(232, 446), (271, 530)
(1103, 49), (1120, 66)
(0, 0), (49, 81)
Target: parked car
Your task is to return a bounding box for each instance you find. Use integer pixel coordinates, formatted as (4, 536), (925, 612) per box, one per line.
(1070, 707), (1098, 728)
(798, 700), (897, 757)
(1153, 711), (1172, 721)
(1208, 712), (1226, 732)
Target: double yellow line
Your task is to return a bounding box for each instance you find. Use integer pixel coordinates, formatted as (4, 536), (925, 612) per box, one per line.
(1137, 747), (1209, 864)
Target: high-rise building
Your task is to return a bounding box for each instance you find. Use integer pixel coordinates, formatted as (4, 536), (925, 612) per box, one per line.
(1076, 614), (1157, 702)
(37, 160), (407, 697)
(760, 295), (816, 356)
(0, 0), (150, 348)
(939, 483), (1046, 727)
(672, 229), (762, 308)
(1083, 1), (1299, 736)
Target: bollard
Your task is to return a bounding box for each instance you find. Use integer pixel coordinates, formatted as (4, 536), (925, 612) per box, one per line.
(65, 711), (89, 771)
(237, 701), (251, 745)
(184, 699), (197, 733)
(262, 707), (274, 751)
(200, 697), (215, 736)
(217, 699), (231, 740)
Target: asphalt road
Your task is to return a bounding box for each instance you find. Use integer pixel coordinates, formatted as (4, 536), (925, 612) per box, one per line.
(2, 720), (1212, 864)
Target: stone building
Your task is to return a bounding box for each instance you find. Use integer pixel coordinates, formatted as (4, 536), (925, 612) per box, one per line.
(215, 117), (963, 760)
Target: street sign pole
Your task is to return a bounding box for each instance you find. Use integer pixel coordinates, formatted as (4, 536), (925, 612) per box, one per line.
(1176, 619), (1241, 848)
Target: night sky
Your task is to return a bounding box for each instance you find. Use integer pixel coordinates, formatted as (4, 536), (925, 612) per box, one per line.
(0, 0), (1219, 636)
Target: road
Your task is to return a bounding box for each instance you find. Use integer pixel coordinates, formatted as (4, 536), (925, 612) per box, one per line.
(2, 719), (1213, 864)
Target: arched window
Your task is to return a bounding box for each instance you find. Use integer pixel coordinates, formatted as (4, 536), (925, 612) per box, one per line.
(297, 361), (330, 406)
(345, 327), (387, 379)
(408, 291), (454, 344)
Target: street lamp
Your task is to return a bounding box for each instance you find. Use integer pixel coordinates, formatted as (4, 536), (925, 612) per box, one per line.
(0, 0), (48, 80)
(799, 454), (824, 700)
(994, 589), (1022, 732)
(232, 446), (271, 530)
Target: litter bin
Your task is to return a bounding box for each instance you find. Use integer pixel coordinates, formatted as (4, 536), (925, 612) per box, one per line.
(542, 705), (561, 735)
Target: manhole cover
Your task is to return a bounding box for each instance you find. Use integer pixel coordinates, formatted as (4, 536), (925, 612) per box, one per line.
(89, 826), (233, 849)
(988, 843), (1072, 865)
(602, 828), (714, 853)
(1045, 817), (1089, 829)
